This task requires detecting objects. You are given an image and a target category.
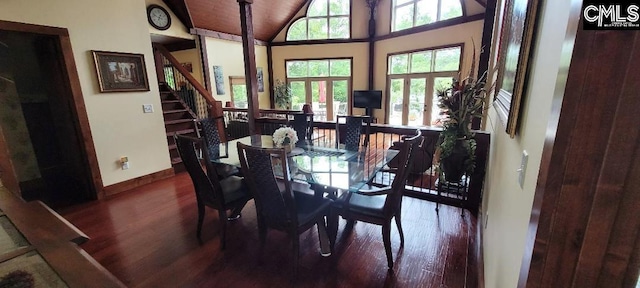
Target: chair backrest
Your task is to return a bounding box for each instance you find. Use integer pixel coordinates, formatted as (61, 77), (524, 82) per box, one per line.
(237, 142), (297, 230)
(384, 130), (423, 216)
(174, 134), (224, 207)
(291, 113), (313, 145)
(335, 115), (371, 151)
(198, 117), (225, 159)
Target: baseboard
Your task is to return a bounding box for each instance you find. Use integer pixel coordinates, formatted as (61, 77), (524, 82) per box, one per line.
(103, 168), (174, 197)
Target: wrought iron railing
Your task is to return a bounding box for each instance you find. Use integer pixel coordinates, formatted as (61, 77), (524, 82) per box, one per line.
(220, 108), (489, 215)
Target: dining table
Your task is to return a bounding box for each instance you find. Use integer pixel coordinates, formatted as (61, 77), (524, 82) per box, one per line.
(209, 134), (400, 255)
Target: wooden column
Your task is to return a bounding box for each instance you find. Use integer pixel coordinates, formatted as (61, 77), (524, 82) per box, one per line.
(366, 1), (378, 90)
(238, 0), (260, 135)
(197, 35), (212, 92)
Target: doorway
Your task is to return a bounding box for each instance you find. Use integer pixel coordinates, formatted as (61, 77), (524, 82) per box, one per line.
(387, 74), (455, 127)
(0, 29), (95, 207)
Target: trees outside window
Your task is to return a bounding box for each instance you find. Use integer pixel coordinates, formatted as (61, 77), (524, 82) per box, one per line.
(286, 59), (352, 121)
(287, 0), (350, 41)
(392, 0), (463, 32)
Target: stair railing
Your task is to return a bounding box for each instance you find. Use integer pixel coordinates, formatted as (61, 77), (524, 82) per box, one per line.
(152, 43), (222, 120)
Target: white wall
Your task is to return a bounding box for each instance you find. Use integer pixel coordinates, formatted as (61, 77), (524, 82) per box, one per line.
(481, 0), (575, 286)
(0, 0), (172, 187)
(204, 38), (270, 108)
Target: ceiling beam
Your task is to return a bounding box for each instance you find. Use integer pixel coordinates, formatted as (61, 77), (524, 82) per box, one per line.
(190, 28), (268, 46)
(161, 0), (193, 28)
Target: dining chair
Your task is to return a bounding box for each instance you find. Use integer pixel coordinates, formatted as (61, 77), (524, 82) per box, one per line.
(291, 113), (313, 146)
(174, 134), (252, 250)
(329, 129), (422, 270)
(335, 115), (371, 151)
(197, 116), (240, 178)
(237, 142), (336, 277)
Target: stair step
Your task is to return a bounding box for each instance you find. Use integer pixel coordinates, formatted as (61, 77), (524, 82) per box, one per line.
(163, 109), (188, 114)
(165, 119), (194, 125)
(166, 129), (195, 137)
(168, 144), (176, 150)
(171, 157), (182, 165)
(162, 100), (181, 103)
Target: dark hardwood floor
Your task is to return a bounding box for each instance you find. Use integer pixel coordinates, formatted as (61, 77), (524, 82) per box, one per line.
(60, 173), (477, 287)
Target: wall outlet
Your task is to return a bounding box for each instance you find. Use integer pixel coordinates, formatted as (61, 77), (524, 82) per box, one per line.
(518, 150), (529, 189)
(142, 104), (154, 113)
(120, 156), (129, 170)
(122, 162), (130, 170)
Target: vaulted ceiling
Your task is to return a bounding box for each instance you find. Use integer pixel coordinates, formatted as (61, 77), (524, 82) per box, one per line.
(162, 0), (488, 42)
(163, 0), (307, 41)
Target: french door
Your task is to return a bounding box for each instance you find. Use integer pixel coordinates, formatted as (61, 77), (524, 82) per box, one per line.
(387, 73), (456, 127)
(288, 77), (350, 122)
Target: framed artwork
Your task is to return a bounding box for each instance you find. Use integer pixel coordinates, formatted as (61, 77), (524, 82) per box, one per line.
(213, 65), (225, 95)
(91, 51), (149, 92)
(257, 67), (264, 92)
(493, 0), (540, 137)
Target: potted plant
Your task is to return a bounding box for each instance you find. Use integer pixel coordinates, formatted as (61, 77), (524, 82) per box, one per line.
(436, 70), (488, 183)
(273, 79), (291, 110)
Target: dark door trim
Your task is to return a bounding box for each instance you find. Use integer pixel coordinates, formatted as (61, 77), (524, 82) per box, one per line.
(0, 20), (104, 199)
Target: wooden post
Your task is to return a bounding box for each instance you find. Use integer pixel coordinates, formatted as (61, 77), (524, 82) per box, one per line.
(197, 35), (212, 92)
(238, 0), (260, 135)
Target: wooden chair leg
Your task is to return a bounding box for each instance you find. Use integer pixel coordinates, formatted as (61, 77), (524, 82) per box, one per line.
(218, 210), (227, 250)
(196, 204), (205, 239)
(382, 223), (394, 270)
(327, 210), (339, 251)
(394, 214), (405, 247)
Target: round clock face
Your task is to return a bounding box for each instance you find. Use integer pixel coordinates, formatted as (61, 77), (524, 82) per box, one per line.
(147, 5), (171, 30)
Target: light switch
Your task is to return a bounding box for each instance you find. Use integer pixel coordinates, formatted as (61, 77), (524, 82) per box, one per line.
(518, 150), (528, 189)
(143, 104), (154, 113)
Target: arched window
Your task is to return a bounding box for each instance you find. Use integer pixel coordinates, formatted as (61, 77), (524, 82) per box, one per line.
(286, 0), (350, 41)
(392, 0), (463, 32)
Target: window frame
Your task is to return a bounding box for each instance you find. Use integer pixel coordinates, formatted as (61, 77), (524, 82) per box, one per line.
(384, 43), (464, 125)
(285, 57), (354, 121)
(286, 0), (352, 41)
(390, 0), (465, 32)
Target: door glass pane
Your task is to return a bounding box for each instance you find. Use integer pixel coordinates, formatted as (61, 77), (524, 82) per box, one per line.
(312, 81), (328, 121)
(232, 84), (247, 108)
(332, 80), (348, 120)
(408, 78), (426, 127)
(389, 78), (404, 125)
(416, 0), (438, 26)
(432, 77), (453, 127)
(290, 81), (307, 111)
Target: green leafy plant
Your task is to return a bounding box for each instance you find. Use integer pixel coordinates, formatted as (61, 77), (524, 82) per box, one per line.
(436, 66), (488, 180)
(273, 79), (291, 110)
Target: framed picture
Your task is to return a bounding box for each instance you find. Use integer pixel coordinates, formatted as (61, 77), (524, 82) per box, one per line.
(92, 51), (149, 93)
(493, 0), (540, 137)
(213, 65), (225, 95)
(257, 67), (264, 92)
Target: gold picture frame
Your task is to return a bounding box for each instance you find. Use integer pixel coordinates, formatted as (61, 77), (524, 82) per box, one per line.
(493, 0), (541, 137)
(92, 50), (149, 93)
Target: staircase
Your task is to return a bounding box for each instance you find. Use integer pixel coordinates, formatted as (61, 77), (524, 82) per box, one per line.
(158, 83), (198, 168)
(153, 43), (223, 171)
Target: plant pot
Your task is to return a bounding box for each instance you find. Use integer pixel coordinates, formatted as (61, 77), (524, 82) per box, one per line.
(440, 139), (469, 183)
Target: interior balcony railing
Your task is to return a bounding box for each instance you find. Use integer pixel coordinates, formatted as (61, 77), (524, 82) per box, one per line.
(221, 108), (489, 216)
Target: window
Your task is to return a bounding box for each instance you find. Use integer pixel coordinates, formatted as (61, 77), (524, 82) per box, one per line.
(286, 59), (352, 121)
(229, 76), (247, 108)
(286, 0), (350, 41)
(392, 0), (463, 32)
(387, 46), (461, 127)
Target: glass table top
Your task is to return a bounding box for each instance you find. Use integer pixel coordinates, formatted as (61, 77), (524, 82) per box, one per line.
(213, 135), (399, 192)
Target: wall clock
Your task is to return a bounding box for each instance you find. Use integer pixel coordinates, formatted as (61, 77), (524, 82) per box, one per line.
(147, 4), (171, 31)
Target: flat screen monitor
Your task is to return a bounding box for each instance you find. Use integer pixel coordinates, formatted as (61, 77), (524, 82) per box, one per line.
(353, 90), (382, 109)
